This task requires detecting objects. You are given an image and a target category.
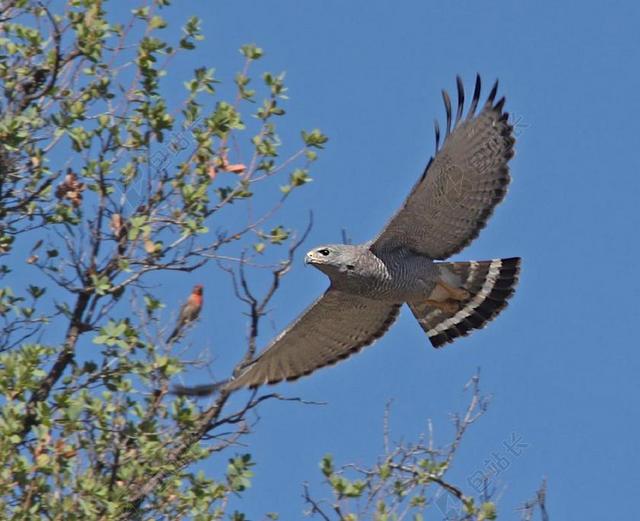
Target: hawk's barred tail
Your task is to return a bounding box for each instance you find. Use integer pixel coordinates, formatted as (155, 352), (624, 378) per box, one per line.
(409, 257), (521, 348)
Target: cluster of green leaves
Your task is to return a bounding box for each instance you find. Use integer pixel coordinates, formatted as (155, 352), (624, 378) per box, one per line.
(0, 0), (327, 518)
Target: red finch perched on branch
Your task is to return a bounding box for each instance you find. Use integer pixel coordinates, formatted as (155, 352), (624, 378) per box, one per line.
(166, 284), (204, 343)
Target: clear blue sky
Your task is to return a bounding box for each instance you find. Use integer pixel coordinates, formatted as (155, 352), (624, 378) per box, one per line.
(19, 0), (640, 518)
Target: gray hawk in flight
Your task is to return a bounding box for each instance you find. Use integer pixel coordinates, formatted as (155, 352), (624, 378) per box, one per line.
(177, 75), (520, 394)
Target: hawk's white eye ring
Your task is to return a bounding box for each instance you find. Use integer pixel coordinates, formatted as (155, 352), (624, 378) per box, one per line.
(318, 249), (330, 256)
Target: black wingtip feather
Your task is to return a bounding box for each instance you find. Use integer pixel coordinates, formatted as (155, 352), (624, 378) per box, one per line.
(494, 96), (506, 113)
(455, 76), (465, 125)
(442, 89), (452, 137)
(434, 119), (441, 151)
(486, 79), (499, 106)
(468, 74), (482, 117)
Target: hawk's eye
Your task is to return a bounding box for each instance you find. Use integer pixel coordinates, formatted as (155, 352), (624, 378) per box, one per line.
(346, 264), (355, 270)
(317, 248), (330, 256)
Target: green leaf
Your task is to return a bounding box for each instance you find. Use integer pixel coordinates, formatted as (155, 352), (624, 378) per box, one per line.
(320, 454), (334, 477)
(379, 463), (391, 479)
(27, 285), (46, 299)
(90, 274), (111, 296)
(478, 501), (497, 521)
(240, 43), (264, 60)
(302, 129), (328, 148)
(149, 15), (167, 30)
(290, 168), (311, 188)
(267, 226), (289, 245)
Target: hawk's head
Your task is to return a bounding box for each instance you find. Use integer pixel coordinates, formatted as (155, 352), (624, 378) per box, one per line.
(304, 244), (366, 279)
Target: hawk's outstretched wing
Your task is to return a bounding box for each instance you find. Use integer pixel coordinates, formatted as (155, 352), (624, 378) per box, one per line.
(371, 75), (515, 260)
(226, 290), (401, 389)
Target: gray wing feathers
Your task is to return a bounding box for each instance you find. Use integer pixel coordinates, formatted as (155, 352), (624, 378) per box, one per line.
(371, 75), (515, 260)
(226, 290), (401, 389)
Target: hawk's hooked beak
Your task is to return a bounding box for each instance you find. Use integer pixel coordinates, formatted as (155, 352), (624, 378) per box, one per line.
(305, 249), (329, 267)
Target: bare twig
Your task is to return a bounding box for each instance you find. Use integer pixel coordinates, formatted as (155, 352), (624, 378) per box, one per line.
(519, 479), (549, 521)
(303, 483), (333, 521)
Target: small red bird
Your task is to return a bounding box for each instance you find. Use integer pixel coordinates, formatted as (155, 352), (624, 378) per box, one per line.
(166, 284), (204, 343)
